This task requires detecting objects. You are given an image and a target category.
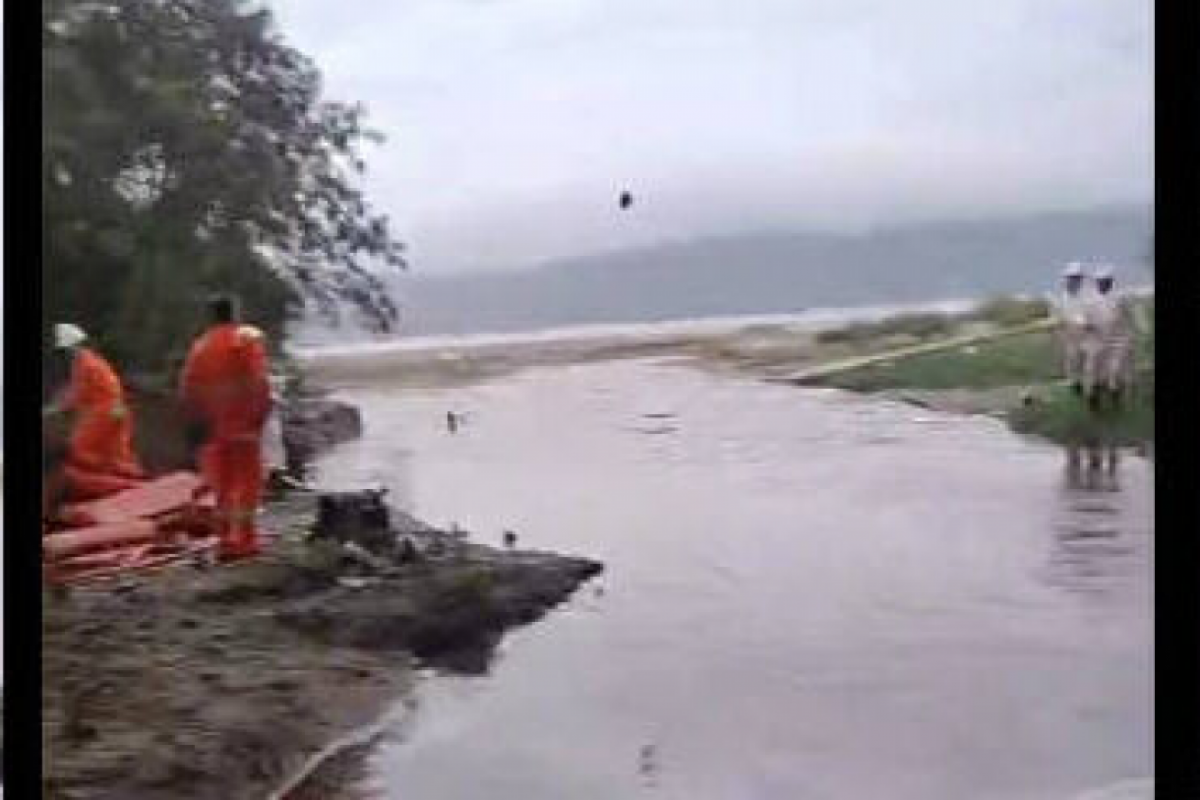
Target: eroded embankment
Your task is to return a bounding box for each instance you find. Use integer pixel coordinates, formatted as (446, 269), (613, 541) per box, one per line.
(42, 386), (602, 800)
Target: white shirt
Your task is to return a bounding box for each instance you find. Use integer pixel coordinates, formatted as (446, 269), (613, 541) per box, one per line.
(1087, 290), (1132, 340)
(1054, 288), (1091, 329)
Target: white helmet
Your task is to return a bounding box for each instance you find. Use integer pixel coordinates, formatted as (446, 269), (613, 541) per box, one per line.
(53, 322), (88, 350)
(1061, 262), (1085, 279)
(1094, 265), (1115, 282)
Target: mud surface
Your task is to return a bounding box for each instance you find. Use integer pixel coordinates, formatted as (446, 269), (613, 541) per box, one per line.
(42, 494), (602, 799)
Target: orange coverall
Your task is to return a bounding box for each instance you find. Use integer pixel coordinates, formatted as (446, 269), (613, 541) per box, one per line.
(59, 348), (145, 501)
(180, 324), (272, 557)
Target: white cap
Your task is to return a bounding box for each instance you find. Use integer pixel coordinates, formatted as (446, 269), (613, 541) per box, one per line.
(53, 323), (88, 349)
(1095, 265), (1115, 281)
(1061, 262), (1085, 279)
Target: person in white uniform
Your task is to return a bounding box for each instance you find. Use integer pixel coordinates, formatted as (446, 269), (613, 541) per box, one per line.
(1052, 262), (1092, 394)
(1087, 266), (1136, 406)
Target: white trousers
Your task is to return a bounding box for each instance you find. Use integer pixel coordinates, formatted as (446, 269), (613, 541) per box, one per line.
(1090, 335), (1135, 393)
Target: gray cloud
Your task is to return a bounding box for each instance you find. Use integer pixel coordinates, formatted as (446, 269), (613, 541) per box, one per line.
(270, 0), (1152, 273)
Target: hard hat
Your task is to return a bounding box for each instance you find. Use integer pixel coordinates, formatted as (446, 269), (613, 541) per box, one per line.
(53, 323), (88, 349)
(1061, 262), (1084, 279)
(1095, 265), (1115, 281)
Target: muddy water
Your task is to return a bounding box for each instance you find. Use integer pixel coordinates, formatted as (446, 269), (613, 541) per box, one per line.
(313, 360), (1152, 800)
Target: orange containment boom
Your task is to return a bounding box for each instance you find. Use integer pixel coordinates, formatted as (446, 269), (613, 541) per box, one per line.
(43, 520), (160, 561)
(44, 470), (225, 587)
(62, 464), (147, 502)
(45, 539), (218, 587)
(60, 471), (207, 527)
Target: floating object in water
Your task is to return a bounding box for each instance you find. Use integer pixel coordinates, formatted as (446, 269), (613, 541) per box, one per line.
(632, 425), (677, 436)
(619, 190), (634, 209)
(638, 743), (660, 784)
(503, 530), (518, 548)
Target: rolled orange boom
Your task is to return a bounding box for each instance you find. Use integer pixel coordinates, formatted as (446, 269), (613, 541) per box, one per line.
(60, 471), (207, 527)
(43, 520), (160, 561)
(62, 464), (146, 502)
(46, 539), (218, 587)
(44, 470), (227, 587)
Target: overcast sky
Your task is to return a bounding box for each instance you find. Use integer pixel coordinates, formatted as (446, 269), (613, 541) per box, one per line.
(270, 0), (1152, 274)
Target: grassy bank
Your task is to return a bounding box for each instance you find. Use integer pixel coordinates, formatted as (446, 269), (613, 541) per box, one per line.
(806, 296), (1154, 448)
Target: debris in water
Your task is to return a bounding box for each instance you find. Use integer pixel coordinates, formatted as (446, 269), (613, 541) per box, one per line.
(503, 530), (518, 549)
(619, 190), (634, 209)
(632, 425), (677, 436)
(638, 743), (660, 786)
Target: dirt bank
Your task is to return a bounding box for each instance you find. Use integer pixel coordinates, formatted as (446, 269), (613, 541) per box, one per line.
(42, 491), (602, 799)
(43, 374), (603, 799)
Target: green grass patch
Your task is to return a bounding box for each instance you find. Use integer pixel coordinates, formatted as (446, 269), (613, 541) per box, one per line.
(811, 295), (1154, 447)
(1008, 384), (1153, 447)
(815, 296), (1052, 348)
(816, 312), (955, 345)
(967, 296), (1051, 327)
(821, 331), (1061, 392)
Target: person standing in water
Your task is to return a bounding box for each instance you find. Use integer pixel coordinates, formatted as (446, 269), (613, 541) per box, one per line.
(1052, 263), (1092, 395)
(1087, 266), (1137, 408)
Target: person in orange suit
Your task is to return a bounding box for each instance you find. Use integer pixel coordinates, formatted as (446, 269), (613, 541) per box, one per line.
(43, 323), (145, 504)
(179, 295), (272, 560)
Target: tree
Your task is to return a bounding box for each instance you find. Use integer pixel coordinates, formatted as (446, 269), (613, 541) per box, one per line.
(43, 0), (405, 371)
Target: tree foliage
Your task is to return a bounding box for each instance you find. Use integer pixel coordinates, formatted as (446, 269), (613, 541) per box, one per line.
(44, 0), (405, 371)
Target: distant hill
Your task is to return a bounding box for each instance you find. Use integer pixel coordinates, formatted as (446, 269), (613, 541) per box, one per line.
(348, 206), (1153, 338)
